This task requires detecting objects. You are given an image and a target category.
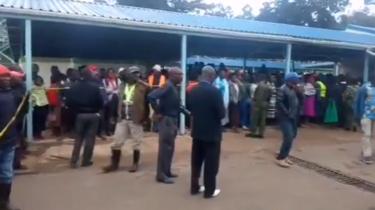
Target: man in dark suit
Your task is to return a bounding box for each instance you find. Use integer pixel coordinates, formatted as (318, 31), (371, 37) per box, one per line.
(188, 66), (225, 199)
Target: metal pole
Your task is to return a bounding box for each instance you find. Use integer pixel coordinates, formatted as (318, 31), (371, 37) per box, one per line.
(364, 53), (370, 83)
(334, 62), (340, 76)
(25, 20), (33, 141)
(179, 35), (187, 134)
(285, 43), (292, 74)
(243, 57), (246, 70)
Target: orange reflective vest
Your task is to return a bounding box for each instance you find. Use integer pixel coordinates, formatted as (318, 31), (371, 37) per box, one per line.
(148, 75), (166, 87)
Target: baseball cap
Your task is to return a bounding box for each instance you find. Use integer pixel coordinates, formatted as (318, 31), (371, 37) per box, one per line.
(128, 66), (140, 74)
(0, 64), (11, 77)
(152, 64), (162, 72)
(285, 72), (301, 83)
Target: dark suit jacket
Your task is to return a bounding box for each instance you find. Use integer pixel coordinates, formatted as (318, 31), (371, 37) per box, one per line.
(188, 81), (225, 142)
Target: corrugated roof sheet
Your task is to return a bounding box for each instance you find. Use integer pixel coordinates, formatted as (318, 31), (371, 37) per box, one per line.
(0, 0), (374, 49)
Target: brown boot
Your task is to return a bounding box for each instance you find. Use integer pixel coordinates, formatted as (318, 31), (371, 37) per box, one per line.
(129, 150), (140, 173)
(102, 150), (121, 173)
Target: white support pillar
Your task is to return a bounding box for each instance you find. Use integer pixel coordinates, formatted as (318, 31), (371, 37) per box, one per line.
(285, 43), (292, 74)
(25, 19), (33, 141)
(335, 63), (340, 76)
(364, 53), (370, 83)
(243, 58), (246, 70)
(179, 34), (187, 134)
(334, 62), (340, 76)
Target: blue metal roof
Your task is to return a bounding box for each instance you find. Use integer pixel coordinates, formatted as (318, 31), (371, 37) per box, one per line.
(0, 0), (374, 49)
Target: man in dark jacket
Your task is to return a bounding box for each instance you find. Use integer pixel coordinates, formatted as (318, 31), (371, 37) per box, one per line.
(148, 67), (187, 184)
(66, 67), (104, 168)
(0, 65), (19, 210)
(188, 66), (225, 199)
(276, 72), (300, 168)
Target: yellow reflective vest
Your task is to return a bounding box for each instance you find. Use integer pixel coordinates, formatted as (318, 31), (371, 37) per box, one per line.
(316, 81), (327, 98)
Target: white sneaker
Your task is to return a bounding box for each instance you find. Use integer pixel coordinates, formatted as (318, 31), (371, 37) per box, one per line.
(212, 189), (221, 197)
(199, 186), (205, 193)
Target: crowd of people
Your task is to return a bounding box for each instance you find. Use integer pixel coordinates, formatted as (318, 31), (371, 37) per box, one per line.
(1, 60), (375, 209)
(187, 63), (363, 136)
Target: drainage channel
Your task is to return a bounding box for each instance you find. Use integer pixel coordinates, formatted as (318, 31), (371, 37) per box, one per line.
(289, 156), (375, 194)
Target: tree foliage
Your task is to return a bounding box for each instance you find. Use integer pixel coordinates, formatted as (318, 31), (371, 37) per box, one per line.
(256, 0), (349, 29)
(117, 0), (235, 17)
(346, 8), (375, 27)
(236, 4), (254, 20)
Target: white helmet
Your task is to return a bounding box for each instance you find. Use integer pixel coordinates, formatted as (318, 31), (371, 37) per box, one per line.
(152, 64), (162, 72)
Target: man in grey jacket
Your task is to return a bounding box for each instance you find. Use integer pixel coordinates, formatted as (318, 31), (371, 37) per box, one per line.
(276, 72), (300, 168)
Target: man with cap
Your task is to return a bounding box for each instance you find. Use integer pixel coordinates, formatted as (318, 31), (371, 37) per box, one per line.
(276, 72), (300, 168)
(66, 66), (104, 168)
(148, 64), (166, 132)
(102, 66), (149, 173)
(148, 64), (166, 88)
(148, 67), (187, 184)
(188, 66), (225, 198)
(0, 64), (20, 210)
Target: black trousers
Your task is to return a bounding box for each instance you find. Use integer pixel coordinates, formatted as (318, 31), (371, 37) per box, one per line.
(32, 105), (49, 137)
(71, 113), (100, 165)
(191, 139), (221, 197)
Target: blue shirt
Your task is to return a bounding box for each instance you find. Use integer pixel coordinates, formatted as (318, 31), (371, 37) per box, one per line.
(364, 84), (375, 120)
(355, 83), (375, 120)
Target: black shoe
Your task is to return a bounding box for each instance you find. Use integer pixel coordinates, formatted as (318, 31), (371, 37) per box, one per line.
(81, 161), (93, 167)
(70, 162), (79, 169)
(167, 173), (178, 178)
(245, 133), (258, 138)
(156, 178), (175, 184)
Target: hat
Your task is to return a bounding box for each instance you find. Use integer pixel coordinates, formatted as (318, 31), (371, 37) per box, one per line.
(285, 72), (300, 83)
(0, 64), (10, 77)
(87, 65), (98, 74)
(128, 66), (140, 74)
(10, 71), (25, 79)
(118, 67), (126, 73)
(152, 64), (162, 72)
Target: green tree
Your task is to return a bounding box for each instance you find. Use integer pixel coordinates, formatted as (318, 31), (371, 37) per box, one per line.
(203, 3), (234, 18)
(236, 4), (254, 20)
(117, 0), (233, 18)
(346, 8), (375, 27)
(257, 0), (349, 29)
